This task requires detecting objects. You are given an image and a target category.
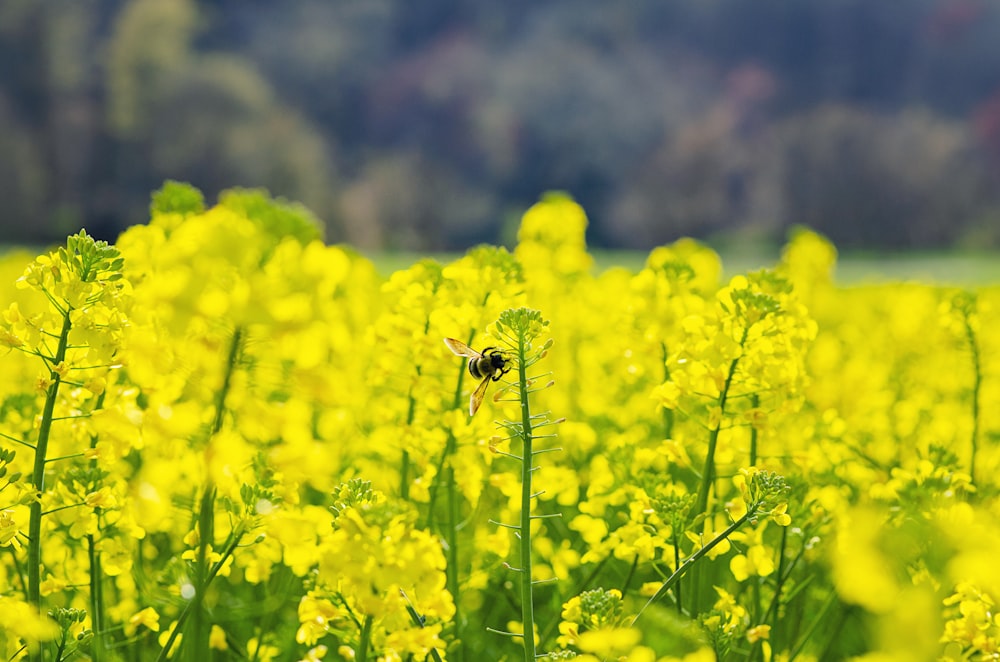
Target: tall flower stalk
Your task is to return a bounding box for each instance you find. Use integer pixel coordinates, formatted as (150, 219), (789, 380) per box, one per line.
(4, 232), (130, 661)
(483, 308), (556, 660)
(951, 292), (982, 485)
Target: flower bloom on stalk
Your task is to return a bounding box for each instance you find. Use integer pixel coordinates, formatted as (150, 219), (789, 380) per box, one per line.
(654, 271), (815, 438)
(699, 586), (750, 650)
(557, 588), (644, 657)
(126, 607), (160, 635)
(941, 583), (1000, 657)
(515, 192), (593, 279)
(0, 509), (21, 550)
(733, 467), (793, 527)
(629, 240), (720, 380)
(300, 480), (453, 660)
(728, 525), (776, 582)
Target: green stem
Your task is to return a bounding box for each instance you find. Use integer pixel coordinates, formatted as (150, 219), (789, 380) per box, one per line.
(790, 592), (839, 661)
(516, 331), (536, 662)
(87, 395), (107, 662)
(422, 347), (468, 530)
(964, 316), (981, 485)
(27, 310), (73, 662)
(661, 342), (673, 439)
(400, 376), (417, 500)
(691, 322), (751, 619)
(749, 393), (760, 467)
(155, 524), (245, 662)
(620, 554), (639, 598)
(87, 534), (104, 662)
(445, 466), (464, 662)
(402, 591), (445, 662)
(401, 314), (437, 500)
(357, 614), (374, 661)
(694, 325), (748, 517)
(749, 526), (791, 661)
(187, 484), (217, 661)
(399, 449), (411, 500)
(631, 510), (751, 627)
(672, 531), (682, 614)
(211, 327), (242, 437)
(188, 326), (241, 661)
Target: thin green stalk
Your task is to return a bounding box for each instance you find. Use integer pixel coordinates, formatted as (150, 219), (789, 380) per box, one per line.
(211, 327), (243, 437)
(423, 331), (471, 529)
(749, 393), (760, 467)
(963, 316), (981, 485)
(87, 395), (107, 662)
(402, 589), (445, 662)
(672, 531), (682, 614)
(87, 535), (104, 662)
(187, 326), (242, 661)
(631, 510), (751, 627)
(27, 311), (73, 662)
(401, 314), (436, 500)
(187, 484), (217, 661)
(445, 465), (465, 662)
(661, 342), (673, 439)
(689, 326), (748, 614)
(790, 592), (839, 661)
(516, 332), (536, 661)
(357, 614), (374, 661)
(620, 554), (640, 599)
(53, 633), (67, 662)
(694, 325), (749, 517)
(155, 524), (245, 662)
(400, 385), (416, 500)
(748, 526), (791, 661)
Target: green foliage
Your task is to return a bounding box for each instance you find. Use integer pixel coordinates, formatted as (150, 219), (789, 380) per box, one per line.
(150, 180), (206, 217)
(218, 188), (323, 246)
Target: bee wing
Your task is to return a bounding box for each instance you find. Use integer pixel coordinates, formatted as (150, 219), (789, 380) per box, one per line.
(444, 337), (481, 358)
(470, 375), (492, 416)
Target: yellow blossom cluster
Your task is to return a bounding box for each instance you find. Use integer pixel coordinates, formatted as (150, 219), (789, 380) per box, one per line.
(0, 183), (998, 661)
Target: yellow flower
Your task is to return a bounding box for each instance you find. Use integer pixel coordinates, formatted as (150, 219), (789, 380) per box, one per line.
(85, 486), (119, 509)
(0, 510), (22, 550)
(128, 607), (161, 634)
(209, 625), (228, 650)
(769, 502), (792, 526)
(0, 597), (60, 643)
(577, 627), (642, 657)
(747, 623), (771, 643)
(298, 646), (329, 662)
(39, 575), (67, 597)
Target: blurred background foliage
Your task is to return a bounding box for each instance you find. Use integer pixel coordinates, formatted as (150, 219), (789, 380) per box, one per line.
(2, 0), (1000, 250)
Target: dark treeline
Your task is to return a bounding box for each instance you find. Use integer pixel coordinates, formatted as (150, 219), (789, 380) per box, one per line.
(2, 0), (1000, 250)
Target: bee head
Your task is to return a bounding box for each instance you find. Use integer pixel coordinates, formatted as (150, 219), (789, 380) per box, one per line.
(487, 349), (510, 373)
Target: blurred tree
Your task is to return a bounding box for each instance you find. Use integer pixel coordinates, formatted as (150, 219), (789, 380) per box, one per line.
(607, 63), (777, 247)
(2, 0), (1000, 248)
(609, 106), (746, 247)
(0, 96), (47, 242)
(106, 0), (195, 138)
(104, 0), (339, 237)
(0, 0), (107, 241)
(765, 105), (998, 248)
(339, 150), (496, 250)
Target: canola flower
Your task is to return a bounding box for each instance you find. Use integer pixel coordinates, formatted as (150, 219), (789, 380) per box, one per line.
(0, 183), (999, 661)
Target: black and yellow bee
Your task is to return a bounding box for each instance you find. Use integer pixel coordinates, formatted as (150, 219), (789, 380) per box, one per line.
(444, 338), (511, 416)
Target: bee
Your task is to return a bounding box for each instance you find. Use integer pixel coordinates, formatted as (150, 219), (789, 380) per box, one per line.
(444, 337), (512, 416)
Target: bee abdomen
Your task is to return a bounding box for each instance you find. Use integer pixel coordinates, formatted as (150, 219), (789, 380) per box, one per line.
(468, 359), (487, 380)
